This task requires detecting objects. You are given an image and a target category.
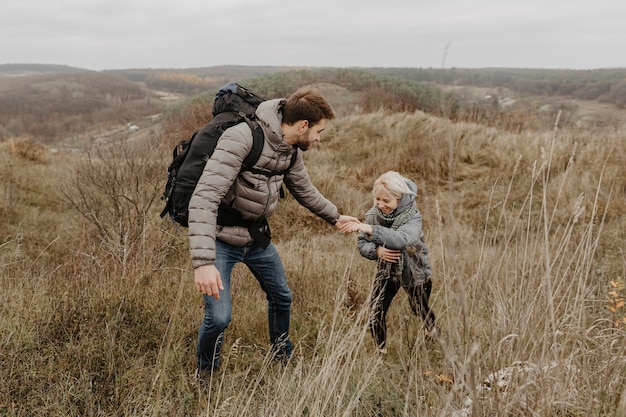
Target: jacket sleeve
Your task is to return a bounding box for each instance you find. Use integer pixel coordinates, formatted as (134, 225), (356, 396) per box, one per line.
(369, 212), (423, 250)
(357, 233), (378, 260)
(283, 153), (340, 224)
(356, 208), (377, 259)
(187, 125), (252, 268)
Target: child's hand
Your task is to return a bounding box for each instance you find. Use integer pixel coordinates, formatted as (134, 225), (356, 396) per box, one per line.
(376, 246), (401, 263)
(342, 222), (373, 235)
(335, 217), (360, 234)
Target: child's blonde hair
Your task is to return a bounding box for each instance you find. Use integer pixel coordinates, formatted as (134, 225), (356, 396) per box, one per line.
(372, 171), (414, 200)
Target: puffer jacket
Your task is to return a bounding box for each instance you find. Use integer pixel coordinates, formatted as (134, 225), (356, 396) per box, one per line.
(188, 98), (340, 268)
(357, 178), (432, 286)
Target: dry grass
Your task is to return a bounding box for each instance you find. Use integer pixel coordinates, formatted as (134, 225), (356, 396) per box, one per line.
(1, 107), (624, 416)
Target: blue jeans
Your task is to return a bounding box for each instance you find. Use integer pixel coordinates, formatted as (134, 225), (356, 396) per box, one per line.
(197, 240), (293, 371)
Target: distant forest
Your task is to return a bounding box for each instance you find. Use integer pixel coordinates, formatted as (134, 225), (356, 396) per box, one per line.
(101, 65), (626, 108)
(3, 64), (625, 107)
(1, 64), (625, 144)
(368, 67), (626, 108)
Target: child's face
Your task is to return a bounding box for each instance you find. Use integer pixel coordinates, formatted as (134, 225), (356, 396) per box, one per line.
(375, 188), (400, 215)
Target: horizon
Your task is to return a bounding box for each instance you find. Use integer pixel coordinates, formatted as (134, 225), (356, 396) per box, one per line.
(2, 62), (626, 73)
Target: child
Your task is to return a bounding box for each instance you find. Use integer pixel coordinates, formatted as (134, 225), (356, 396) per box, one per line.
(350, 171), (437, 354)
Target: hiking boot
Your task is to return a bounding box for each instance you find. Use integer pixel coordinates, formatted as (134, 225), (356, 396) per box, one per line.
(192, 367), (216, 389)
(270, 349), (292, 365)
(270, 339), (293, 364)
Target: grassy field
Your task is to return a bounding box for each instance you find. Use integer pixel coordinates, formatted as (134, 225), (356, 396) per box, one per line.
(1, 102), (624, 416)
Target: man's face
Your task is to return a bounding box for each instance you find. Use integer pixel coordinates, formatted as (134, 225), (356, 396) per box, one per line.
(295, 119), (327, 151)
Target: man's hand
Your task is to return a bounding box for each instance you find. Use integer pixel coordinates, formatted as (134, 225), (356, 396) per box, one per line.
(194, 264), (224, 300)
(335, 215), (360, 233)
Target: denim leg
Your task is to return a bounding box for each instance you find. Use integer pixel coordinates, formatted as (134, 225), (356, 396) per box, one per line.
(244, 243), (293, 358)
(196, 240), (242, 371)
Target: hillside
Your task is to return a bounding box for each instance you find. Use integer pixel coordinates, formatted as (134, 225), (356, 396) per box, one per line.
(1, 89), (624, 415)
(0, 63), (92, 76)
(0, 71), (167, 145)
(366, 67), (626, 108)
(104, 65), (296, 94)
(3, 64), (625, 105)
(2, 65), (625, 150)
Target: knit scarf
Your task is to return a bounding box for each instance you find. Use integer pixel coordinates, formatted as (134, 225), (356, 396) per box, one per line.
(369, 204), (417, 285)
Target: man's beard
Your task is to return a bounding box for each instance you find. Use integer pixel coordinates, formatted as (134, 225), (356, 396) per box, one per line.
(295, 134), (311, 151)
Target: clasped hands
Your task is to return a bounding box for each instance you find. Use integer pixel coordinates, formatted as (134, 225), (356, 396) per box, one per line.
(335, 215), (401, 263)
(335, 215), (371, 235)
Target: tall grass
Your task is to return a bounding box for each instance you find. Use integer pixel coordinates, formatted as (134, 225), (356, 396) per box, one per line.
(0, 106), (624, 416)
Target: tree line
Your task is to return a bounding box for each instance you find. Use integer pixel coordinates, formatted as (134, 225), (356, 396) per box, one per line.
(366, 67), (626, 108)
(3, 66), (623, 144)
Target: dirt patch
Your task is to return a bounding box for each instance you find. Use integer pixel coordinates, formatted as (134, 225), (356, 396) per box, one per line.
(567, 98), (626, 128)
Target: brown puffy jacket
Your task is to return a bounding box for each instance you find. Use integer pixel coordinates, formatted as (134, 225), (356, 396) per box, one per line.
(188, 98), (340, 268)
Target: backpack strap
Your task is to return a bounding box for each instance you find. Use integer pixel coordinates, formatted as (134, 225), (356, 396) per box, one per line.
(241, 117), (298, 176)
(242, 117), (264, 169)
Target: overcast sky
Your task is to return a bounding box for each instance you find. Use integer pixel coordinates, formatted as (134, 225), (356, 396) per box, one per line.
(1, 0), (624, 71)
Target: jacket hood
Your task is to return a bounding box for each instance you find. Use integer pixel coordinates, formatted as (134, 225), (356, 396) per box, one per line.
(255, 98), (293, 152)
(396, 177), (418, 213)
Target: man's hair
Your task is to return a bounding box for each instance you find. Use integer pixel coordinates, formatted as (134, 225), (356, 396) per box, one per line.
(282, 86), (335, 126)
(372, 171), (415, 200)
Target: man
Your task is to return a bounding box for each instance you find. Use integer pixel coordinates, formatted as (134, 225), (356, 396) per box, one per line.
(188, 86), (358, 374)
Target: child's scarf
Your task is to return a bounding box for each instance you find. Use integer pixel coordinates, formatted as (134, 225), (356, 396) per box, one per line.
(371, 204), (417, 285)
